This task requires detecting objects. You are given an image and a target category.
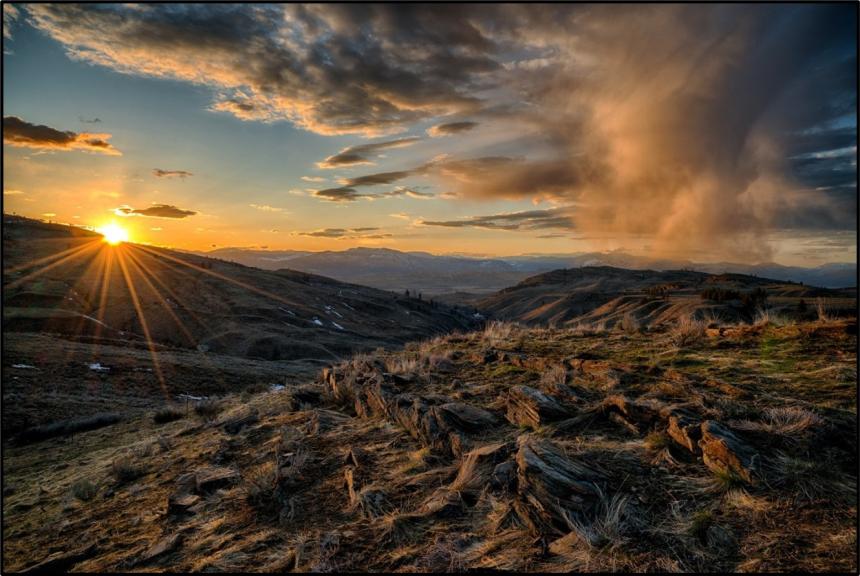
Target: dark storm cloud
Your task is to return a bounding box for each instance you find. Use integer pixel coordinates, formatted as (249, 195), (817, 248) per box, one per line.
(25, 4), (494, 135)
(3, 116), (121, 155)
(153, 168), (194, 178)
(420, 207), (575, 231)
(427, 121), (479, 137)
(23, 3), (858, 258)
(115, 204), (197, 219)
(317, 137), (421, 168)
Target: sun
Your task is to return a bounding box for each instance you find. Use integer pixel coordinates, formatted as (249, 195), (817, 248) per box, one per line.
(97, 222), (130, 245)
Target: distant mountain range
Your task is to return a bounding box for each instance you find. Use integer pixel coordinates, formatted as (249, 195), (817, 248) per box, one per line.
(194, 246), (858, 292)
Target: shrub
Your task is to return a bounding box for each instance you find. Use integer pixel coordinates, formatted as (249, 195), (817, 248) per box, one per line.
(193, 399), (222, 422)
(700, 287), (741, 302)
(152, 405), (185, 424)
(110, 455), (144, 484)
(670, 314), (705, 347)
(619, 312), (640, 335)
(71, 479), (98, 502)
(16, 412), (122, 444)
(815, 297), (830, 322)
(740, 287), (768, 311)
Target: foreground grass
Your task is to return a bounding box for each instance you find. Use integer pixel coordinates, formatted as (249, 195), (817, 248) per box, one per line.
(2, 318), (856, 572)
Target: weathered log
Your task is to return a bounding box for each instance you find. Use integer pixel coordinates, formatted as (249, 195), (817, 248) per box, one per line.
(506, 386), (571, 429)
(699, 421), (758, 483)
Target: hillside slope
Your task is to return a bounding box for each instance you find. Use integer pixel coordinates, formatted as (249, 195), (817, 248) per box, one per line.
(3, 217), (476, 361)
(478, 266), (856, 328)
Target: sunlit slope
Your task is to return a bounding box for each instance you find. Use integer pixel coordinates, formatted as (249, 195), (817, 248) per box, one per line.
(2, 216), (476, 361)
(478, 266), (855, 328)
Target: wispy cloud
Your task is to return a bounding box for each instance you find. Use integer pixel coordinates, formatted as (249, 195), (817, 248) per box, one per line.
(153, 168), (193, 178)
(427, 121), (478, 137)
(249, 204), (286, 212)
(115, 204), (197, 219)
(3, 116), (121, 155)
(294, 227), (392, 239)
(420, 207), (574, 231)
(317, 137), (421, 168)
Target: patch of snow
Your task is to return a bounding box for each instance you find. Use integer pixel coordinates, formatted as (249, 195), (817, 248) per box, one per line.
(312, 317), (324, 326)
(270, 384), (285, 392)
(341, 302), (355, 311)
(324, 305), (343, 318)
(279, 306), (296, 316)
(12, 364), (35, 369)
(332, 321), (344, 330)
(177, 393), (206, 401)
(88, 362), (110, 372)
(472, 312), (485, 320)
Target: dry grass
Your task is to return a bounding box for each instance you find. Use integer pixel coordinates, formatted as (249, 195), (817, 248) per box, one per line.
(193, 399), (223, 422)
(483, 321), (518, 346)
(619, 312), (641, 335)
(152, 405), (185, 424)
(815, 297), (831, 322)
(670, 314), (705, 347)
(540, 364), (567, 388)
(3, 318), (855, 573)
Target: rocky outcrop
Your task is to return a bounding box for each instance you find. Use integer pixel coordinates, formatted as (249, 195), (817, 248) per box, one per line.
(699, 421), (758, 483)
(506, 386), (571, 429)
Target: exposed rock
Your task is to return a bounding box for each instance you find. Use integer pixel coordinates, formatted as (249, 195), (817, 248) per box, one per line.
(139, 534), (183, 564)
(436, 402), (498, 432)
(194, 466), (240, 494)
(421, 489), (466, 517)
(490, 461), (517, 492)
(602, 395), (661, 430)
(19, 542), (98, 573)
(667, 411), (702, 453)
(699, 421), (758, 483)
(514, 436), (602, 534)
(167, 493), (200, 516)
(506, 386), (571, 429)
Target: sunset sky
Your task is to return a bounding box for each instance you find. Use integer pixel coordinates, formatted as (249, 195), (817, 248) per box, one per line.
(3, 3), (857, 265)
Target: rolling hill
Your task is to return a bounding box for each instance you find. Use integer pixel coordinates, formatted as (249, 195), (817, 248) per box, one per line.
(477, 266), (856, 328)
